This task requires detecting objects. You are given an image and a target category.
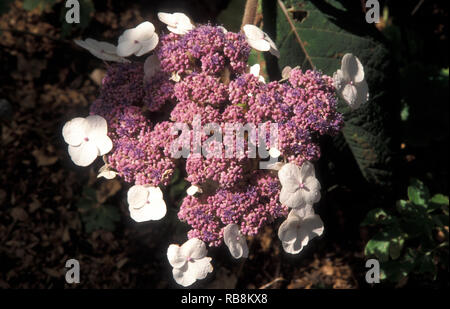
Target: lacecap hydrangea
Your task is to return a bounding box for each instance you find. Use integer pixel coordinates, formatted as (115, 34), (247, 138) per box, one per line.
(65, 12), (369, 287)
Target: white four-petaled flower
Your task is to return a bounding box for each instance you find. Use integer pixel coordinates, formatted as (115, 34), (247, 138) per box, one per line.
(278, 205), (324, 254)
(74, 38), (130, 63)
(243, 24), (280, 58)
(157, 12), (195, 35)
(117, 21), (159, 57)
(167, 238), (213, 287)
(333, 53), (369, 109)
(127, 185), (166, 222)
(223, 224), (248, 259)
(62, 115), (113, 167)
(278, 162), (321, 209)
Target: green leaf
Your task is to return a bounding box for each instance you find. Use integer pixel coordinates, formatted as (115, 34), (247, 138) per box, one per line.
(361, 208), (396, 226)
(380, 249), (415, 282)
(430, 194), (449, 206)
(365, 237), (390, 262)
(273, 0), (396, 185)
(389, 235), (405, 260)
(416, 253), (437, 278)
(407, 178), (429, 206)
(396, 199), (427, 217)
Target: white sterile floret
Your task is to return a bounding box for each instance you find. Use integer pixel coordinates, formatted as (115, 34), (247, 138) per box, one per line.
(243, 24), (280, 58)
(333, 53), (369, 109)
(157, 12), (195, 35)
(278, 161), (321, 209)
(249, 64), (266, 83)
(62, 115), (113, 167)
(143, 54), (161, 82)
(187, 185), (202, 196)
(127, 185), (166, 222)
(74, 38), (130, 63)
(117, 21), (159, 57)
(97, 164), (118, 179)
(167, 238), (213, 287)
(278, 205), (324, 254)
(223, 224), (248, 259)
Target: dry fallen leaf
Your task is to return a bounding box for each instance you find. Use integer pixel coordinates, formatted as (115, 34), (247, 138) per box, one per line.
(32, 148), (58, 167)
(11, 207), (29, 221)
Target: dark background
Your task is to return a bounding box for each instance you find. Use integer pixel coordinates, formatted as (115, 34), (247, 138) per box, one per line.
(0, 0), (448, 288)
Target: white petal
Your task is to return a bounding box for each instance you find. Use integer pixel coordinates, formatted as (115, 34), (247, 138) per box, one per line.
(278, 216), (300, 243)
(62, 117), (87, 146)
(341, 53), (364, 83)
(303, 177), (321, 204)
(167, 244), (187, 269)
(84, 115), (108, 138)
(147, 186), (164, 200)
(333, 69), (346, 90)
(218, 26), (228, 34)
(281, 66), (292, 79)
(280, 186), (305, 209)
(354, 79), (369, 109)
(158, 12), (177, 27)
(91, 134), (113, 156)
(172, 264), (195, 287)
(133, 21), (156, 41)
(243, 24), (265, 40)
(278, 163), (302, 192)
(302, 215), (324, 239)
(172, 257), (213, 287)
(129, 199), (166, 222)
(144, 55), (160, 81)
(68, 142), (98, 167)
(117, 40), (141, 57)
(223, 224), (248, 259)
(250, 64), (261, 77)
(180, 238), (207, 260)
(289, 204), (314, 219)
(265, 34), (280, 58)
(341, 83), (358, 107)
(186, 257), (213, 280)
(187, 185), (201, 196)
(127, 185), (148, 209)
(247, 38), (271, 52)
(135, 34), (159, 57)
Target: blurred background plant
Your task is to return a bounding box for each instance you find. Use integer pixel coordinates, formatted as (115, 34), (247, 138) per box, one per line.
(362, 179), (448, 286)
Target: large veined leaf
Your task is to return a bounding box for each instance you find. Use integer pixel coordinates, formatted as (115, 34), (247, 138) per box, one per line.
(264, 0), (397, 185)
